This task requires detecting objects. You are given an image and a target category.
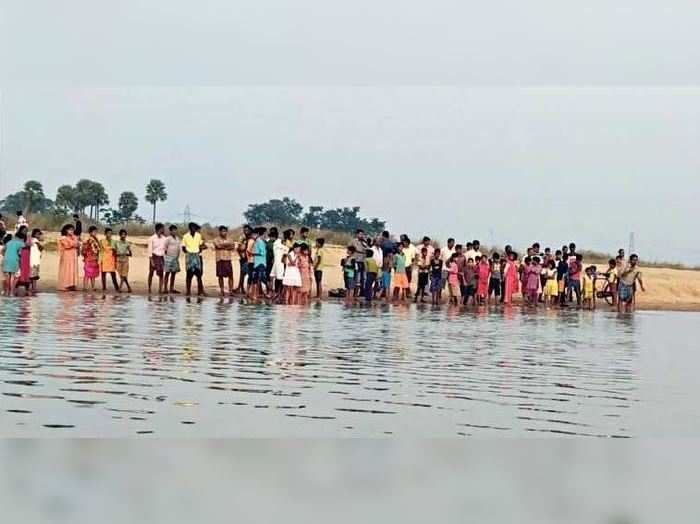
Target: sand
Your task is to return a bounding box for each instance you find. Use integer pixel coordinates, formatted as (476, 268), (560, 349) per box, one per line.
(23, 235), (700, 312)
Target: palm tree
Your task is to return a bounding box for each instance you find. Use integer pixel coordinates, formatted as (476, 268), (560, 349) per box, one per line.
(145, 179), (167, 223)
(118, 191), (139, 222)
(22, 180), (46, 215)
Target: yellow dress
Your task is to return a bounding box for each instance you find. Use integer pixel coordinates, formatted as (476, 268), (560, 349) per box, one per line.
(544, 270), (559, 297)
(100, 239), (117, 273)
(582, 274), (594, 299)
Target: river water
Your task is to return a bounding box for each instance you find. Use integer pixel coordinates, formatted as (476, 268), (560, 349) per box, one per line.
(1, 293), (697, 437)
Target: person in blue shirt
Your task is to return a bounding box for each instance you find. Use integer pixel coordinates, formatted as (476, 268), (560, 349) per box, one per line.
(2, 233), (23, 296)
(249, 227), (268, 300)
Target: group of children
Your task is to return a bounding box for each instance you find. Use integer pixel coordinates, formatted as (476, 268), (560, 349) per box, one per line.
(0, 223), (44, 296)
(340, 234), (645, 311)
(0, 213), (646, 312)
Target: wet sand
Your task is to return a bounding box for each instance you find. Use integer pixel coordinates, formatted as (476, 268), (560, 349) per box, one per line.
(27, 235), (700, 312)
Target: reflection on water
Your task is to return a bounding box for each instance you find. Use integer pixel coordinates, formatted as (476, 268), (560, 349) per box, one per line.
(0, 294), (698, 437)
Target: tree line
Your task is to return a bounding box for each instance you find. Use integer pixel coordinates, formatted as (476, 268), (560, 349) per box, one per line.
(243, 197), (386, 235)
(0, 179), (169, 225)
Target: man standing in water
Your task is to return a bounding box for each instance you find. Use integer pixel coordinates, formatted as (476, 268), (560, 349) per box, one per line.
(618, 254), (645, 313)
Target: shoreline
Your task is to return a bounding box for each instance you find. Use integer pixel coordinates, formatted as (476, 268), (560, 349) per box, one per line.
(8, 236), (700, 313)
(5, 286), (699, 313)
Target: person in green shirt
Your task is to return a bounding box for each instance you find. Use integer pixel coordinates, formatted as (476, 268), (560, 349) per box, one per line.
(392, 246), (410, 301)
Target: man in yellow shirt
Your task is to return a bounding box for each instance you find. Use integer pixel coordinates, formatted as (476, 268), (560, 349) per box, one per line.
(181, 222), (207, 297)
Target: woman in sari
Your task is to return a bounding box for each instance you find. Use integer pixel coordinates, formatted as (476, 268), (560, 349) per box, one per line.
(502, 252), (520, 305)
(82, 226), (101, 291)
(58, 224), (79, 291)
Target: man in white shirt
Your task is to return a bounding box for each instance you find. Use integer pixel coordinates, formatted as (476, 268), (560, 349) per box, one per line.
(441, 238), (456, 261)
(147, 223), (168, 294)
(465, 239), (482, 262)
(401, 237), (418, 298)
(419, 236), (435, 261)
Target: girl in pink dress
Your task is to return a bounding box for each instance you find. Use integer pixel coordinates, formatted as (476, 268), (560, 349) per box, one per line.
(476, 256), (491, 305)
(298, 244), (313, 305)
(525, 257), (542, 305)
(503, 252), (520, 305)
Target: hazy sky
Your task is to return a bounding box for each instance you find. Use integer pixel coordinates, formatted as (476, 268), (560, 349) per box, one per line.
(1, 2), (699, 263)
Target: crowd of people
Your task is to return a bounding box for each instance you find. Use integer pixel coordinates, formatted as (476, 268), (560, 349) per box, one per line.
(0, 212), (647, 312)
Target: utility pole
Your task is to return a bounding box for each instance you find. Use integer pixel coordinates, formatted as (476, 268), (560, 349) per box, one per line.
(629, 232), (635, 255)
(183, 205), (191, 226)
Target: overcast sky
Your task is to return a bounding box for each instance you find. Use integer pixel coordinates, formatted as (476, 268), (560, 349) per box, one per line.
(1, 2), (699, 263)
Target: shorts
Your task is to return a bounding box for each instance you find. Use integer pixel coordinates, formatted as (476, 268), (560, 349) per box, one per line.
(417, 272), (429, 289)
(344, 274), (355, 290)
(314, 270), (323, 284)
(429, 276), (443, 294)
(489, 277), (502, 296)
(618, 282), (634, 303)
(216, 260), (233, 278)
(239, 259), (249, 275)
(164, 255), (181, 274)
(150, 256), (164, 277)
(251, 264), (267, 284)
(382, 271), (391, 291)
(247, 262), (255, 278)
(116, 256), (130, 278)
(463, 284), (476, 298)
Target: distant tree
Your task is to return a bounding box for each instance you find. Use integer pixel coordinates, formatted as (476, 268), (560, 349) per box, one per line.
(317, 206), (385, 235)
(302, 206), (325, 229)
(74, 179), (109, 219)
(145, 179), (168, 223)
(55, 184), (80, 213)
(100, 208), (124, 226)
(243, 197), (303, 225)
(118, 191), (139, 221)
(0, 180), (53, 215)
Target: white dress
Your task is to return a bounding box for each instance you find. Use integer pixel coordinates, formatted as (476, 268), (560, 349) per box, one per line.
(270, 239), (288, 280)
(282, 251), (302, 287)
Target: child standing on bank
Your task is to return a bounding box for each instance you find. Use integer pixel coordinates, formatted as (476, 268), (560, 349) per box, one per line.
(29, 229), (44, 294)
(392, 245), (409, 301)
(582, 266), (596, 310)
(364, 248), (378, 302)
(476, 255), (491, 305)
(414, 247), (431, 303)
(100, 228), (120, 292)
(488, 253), (502, 305)
(283, 243), (303, 305)
(446, 253), (461, 305)
(115, 229), (133, 293)
(429, 248), (443, 305)
(525, 256), (542, 306)
(82, 226), (101, 292)
(543, 259), (559, 307)
(341, 245), (357, 304)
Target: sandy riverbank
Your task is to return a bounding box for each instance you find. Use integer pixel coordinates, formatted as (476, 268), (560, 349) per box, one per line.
(22, 235), (700, 312)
